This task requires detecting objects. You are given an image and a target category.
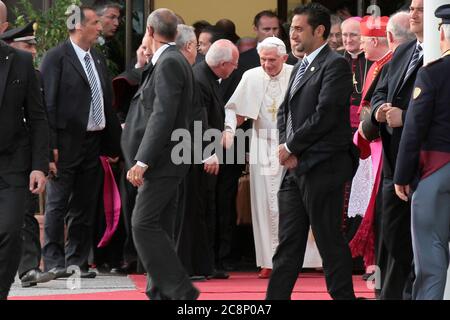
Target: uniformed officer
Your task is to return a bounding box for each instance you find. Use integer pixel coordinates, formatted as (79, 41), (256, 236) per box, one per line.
(0, 22), (55, 288)
(0, 21), (37, 58)
(394, 4), (450, 300)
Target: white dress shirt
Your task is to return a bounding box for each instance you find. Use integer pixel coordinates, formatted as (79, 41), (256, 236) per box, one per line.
(70, 38), (105, 131)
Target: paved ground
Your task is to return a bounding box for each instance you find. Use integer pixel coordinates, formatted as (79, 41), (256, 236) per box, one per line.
(9, 272), (136, 297)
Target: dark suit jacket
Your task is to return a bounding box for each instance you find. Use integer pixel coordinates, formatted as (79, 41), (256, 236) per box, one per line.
(286, 52), (300, 66)
(278, 44), (356, 176)
(370, 40), (423, 178)
(193, 61), (224, 132)
(121, 46), (195, 178)
(394, 55), (450, 185)
(192, 61), (226, 162)
(0, 40), (48, 182)
(40, 40), (121, 164)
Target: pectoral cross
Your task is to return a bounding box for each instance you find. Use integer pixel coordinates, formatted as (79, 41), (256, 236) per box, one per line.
(267, 99), (278, 121)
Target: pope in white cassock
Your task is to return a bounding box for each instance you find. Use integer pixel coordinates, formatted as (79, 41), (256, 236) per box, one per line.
(222, 37), (321, 278)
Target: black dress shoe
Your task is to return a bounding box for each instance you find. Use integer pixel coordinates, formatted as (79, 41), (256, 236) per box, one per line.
(111, 261), (137, 274)
(21, 269), (56, 288)
(80, 271), (97, 279)
(207, 270), (230, 280)
(48, 267), (72, 279)
(189, 275), (206, 282)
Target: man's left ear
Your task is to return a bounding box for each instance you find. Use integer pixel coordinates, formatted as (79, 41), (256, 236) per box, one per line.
(282, 54), (288, 63)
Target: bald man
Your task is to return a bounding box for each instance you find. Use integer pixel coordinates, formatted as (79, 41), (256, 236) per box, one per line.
(387, 11), (416, 52)
(0, 1), (9, 34)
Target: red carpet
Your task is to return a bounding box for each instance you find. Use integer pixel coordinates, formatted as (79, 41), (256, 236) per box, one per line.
(130, 272), (375, 300)
(11, 272), (375, 300)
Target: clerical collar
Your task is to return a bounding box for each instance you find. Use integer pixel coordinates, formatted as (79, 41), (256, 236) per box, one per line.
(346, 50), (363, 59)
(443, 49), (450, 57)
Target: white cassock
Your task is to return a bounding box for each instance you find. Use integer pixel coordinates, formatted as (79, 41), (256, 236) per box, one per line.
(225, 64), (322, 269)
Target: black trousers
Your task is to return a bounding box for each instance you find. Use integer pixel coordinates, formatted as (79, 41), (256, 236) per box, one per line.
(132, 175), (195, 300)
(267, 153), (356, 300)
(176, 165), (212, 276)
(119, 167), (138, 264)
(18, 193), (42, 277)
(214, 163), (244, 268)
(0, 173), (28, 300)
(379, 177), (414, 300)
(43, 133), (102, 271)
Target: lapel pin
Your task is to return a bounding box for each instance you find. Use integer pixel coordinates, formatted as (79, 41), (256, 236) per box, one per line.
(310, 67), (315, 71)
(6, 56), (9, 60)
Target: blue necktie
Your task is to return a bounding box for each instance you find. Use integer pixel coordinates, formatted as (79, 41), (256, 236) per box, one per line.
(404, 43), (422, 83)
(287, 59), (309, 140)
(84, 53), (103, 126)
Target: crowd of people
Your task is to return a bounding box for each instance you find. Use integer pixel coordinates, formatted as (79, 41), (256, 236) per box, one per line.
(1, 0), (450, 300)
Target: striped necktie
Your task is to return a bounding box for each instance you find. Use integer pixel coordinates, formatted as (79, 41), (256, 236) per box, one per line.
(84, 53), (103, 126)
(404, 43), (422, 83)
(287, 59), (309, 140)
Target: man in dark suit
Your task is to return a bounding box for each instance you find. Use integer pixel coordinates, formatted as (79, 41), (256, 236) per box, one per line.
(40, 5), (121, 279)
(394, 5), (450, 300)
(266, 3), (357, 300)
(179, 39), (239, 280)
(122, 8), (198, 300)
(0, 21), (56, 288)
(370, 0), (423, 300)
(0, 38), (48, 299)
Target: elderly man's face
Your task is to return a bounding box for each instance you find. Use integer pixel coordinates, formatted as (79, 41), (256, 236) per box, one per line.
(360, 36), (378, 61)
(342, 20), (361, 54)
(220, 48), (239, 79)
(259, 47), (287, 77)
(186, 38), (198, 65)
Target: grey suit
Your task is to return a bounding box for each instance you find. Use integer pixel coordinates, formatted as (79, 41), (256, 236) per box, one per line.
(121, 45), (197, 300)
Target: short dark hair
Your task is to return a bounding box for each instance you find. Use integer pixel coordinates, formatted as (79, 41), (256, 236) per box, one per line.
(200, 25), (224, 44)
(253, 10), (279, 28)
(293, 3), (331, 40)
(67, 5), (96, 33)
(93, 1), (122, 16)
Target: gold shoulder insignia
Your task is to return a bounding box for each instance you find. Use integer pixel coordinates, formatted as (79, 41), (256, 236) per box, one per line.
(413, 87), (422, 100)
